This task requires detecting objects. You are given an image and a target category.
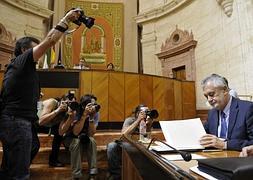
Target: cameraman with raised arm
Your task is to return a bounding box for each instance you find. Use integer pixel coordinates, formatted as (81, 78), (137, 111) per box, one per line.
(59, 94), (100, 180)
(0, 9), (81, 179)
(37, 91), (78, 167)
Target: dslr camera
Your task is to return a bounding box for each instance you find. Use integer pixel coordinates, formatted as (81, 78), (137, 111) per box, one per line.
(144, 109), (159, 119)
(73, 8), (95, 28)
(91, 103), (101, 112)
(65, 90), (79, 111)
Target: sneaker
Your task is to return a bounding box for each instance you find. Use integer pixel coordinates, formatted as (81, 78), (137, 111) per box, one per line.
(49, 160), (64, 167)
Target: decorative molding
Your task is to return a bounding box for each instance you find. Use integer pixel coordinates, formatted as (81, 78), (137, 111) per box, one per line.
(141, 36), (157, 45)
(0, 23), (15, 69)
(157, 26), (197, 59)
(135, 0), (193, 24)
(156, 27), (197, 80)
(216, 0), (234, 17)
(2, 0), (54, 19)
(0, 23), (15, 53)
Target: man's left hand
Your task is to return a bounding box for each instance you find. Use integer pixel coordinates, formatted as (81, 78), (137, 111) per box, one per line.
(200, 134), (226, 149)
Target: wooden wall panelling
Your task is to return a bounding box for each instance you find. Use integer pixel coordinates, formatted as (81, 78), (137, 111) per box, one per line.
(196, 109), (208, 123)
(139, 75), (153, 108)
(153, 76), (167, 121)
(125, 73), (140, 118)
(92, 71), (109, 122)
(79, 71), (92, 97)
(108, 72), (125, 121)
(0, 70), (197, 123)
(41, 88), (79, 101)
(165, 79), (175, 120)
(182, 81), (196, 118)
(173, 80), (182, 119)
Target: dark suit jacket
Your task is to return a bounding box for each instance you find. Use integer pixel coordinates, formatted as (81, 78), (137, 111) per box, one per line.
(204, 97), (253, 151)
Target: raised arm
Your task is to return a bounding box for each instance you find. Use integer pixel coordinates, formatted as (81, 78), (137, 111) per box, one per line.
(33, 9), (81, 61)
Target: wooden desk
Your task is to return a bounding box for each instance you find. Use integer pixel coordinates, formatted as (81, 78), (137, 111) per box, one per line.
(172, 151), (240, 179)
(121, 134), (240, 180)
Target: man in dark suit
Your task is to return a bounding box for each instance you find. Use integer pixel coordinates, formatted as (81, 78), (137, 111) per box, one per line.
(199, 74), (253, 151)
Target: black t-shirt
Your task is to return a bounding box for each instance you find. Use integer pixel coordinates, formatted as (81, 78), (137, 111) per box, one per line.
(1, 48), (39, 119)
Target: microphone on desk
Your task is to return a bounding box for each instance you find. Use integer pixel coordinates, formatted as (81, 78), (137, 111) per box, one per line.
(147, 138), (192, 162)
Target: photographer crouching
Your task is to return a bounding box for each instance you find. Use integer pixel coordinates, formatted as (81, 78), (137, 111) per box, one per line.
(37, 91), (78, 167)
(59, 94), (100, 180)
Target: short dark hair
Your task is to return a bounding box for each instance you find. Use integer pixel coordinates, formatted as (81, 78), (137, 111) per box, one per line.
(134, 104), (147, 118)
(80, 94), (97, 107)
(107, 63), (114, 69)
(14, 36), (40, 57)
(78, 94), (98, 120)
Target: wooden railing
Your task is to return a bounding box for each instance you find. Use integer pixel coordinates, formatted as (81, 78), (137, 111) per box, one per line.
(0, 69), (196, 122)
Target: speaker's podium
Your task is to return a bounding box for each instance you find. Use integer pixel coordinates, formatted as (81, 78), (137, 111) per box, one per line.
(121, 133), (240, 180)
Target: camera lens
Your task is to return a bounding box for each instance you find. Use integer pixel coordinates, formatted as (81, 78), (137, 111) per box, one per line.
(146, 109), (159, 119)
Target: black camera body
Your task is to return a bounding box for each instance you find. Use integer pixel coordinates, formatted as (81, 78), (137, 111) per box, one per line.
(92, 103), (101, 112)
(145, 109), (159, 119)
(66, 91), (75, 101)
(67, 101), (79, 111)
(68, 101), (101, 113)
(73, 8), (95, 28)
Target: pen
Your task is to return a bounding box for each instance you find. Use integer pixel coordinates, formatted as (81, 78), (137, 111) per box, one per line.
(202, 149), (222, 152)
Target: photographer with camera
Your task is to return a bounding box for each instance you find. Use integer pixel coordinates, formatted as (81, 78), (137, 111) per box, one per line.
(37, 91), (78, 167)
(0, 9), (82, 179)
(106, 104), (158, 180)
(59, 94), (100, 180)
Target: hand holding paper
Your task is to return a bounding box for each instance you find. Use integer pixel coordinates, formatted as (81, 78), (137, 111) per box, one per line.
(157, 118), (206, 150)
(200, 134), (226, 149)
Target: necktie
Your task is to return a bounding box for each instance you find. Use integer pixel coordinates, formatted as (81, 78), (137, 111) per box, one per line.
(220, 111), (227, 138)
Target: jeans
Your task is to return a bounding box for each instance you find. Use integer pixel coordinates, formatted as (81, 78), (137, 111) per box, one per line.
(107, 140), (122, 180)
(0, 114), (40, 180)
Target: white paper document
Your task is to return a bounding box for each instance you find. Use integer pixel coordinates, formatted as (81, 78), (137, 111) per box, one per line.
(155, 118), (206, 151)
(161, 154), (206, 161)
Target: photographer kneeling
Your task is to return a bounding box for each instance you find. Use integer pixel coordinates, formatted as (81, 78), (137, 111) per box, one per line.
(59, 94), (100, 179)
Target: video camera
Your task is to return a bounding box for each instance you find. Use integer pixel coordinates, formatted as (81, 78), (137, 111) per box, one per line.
(73, 8), (95, 28)
(145, 109), (159, 119)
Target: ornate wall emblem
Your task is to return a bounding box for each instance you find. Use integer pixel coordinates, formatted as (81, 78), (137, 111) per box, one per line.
(156, 26), (197, 81)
